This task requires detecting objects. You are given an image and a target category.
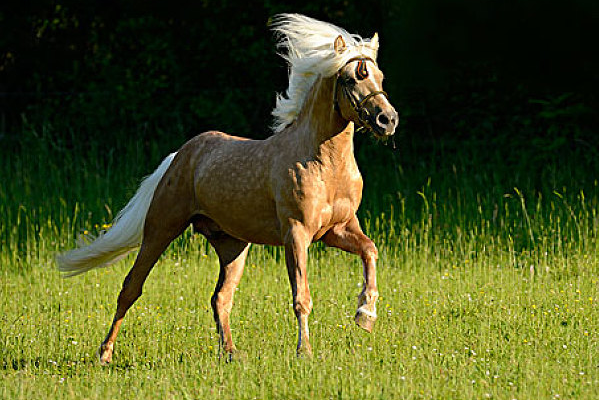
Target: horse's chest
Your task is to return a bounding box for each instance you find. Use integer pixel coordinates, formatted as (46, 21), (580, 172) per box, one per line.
(288, 163), (363, 228)
(330, 172), (362, 203)
(328, 178), (362, 221)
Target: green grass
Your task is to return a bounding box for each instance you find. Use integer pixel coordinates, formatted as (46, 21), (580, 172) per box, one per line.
(1, 126), (598, 399)
(2, 241), (598, 399)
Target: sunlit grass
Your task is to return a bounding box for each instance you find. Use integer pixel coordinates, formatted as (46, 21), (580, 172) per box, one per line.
(1, 126), (598, 399)
(2, 243), (597, 399)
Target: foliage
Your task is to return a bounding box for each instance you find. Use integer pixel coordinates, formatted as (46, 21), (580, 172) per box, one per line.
(1, 0), (597, 152)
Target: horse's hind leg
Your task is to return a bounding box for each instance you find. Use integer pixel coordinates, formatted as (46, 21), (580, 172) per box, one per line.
(207, 233), (249, 358)
(98, 195), (191, 365)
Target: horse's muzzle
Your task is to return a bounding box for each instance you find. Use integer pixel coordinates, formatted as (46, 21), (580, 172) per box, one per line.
(375, 109), (398, 136)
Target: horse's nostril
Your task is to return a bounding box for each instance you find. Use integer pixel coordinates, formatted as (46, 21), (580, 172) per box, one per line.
(377, 113), (389, 126)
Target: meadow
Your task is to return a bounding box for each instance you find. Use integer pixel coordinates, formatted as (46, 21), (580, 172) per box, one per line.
(1, 126), (598, 399)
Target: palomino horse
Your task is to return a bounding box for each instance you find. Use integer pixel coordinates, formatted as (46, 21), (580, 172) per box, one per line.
(57, 14), (398, 363)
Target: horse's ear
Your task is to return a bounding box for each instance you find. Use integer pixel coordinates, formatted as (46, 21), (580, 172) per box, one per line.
(334, 35), (346, 54)
(370, 32), (379, 51)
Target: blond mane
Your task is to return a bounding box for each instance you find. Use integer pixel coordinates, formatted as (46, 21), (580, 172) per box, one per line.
(270, 14), (379, 132)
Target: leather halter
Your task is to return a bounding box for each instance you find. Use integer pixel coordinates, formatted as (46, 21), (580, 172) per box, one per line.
(333, 57), (389, 129)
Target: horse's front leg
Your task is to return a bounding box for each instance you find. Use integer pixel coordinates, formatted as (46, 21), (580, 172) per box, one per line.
(322, 215), (379, 332)
(283, 221), (313, 356)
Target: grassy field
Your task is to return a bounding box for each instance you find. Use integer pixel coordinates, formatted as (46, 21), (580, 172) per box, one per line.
(1, 128), (598, 399)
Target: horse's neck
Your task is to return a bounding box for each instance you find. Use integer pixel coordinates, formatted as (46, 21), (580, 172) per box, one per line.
(294, 76), (356, 162)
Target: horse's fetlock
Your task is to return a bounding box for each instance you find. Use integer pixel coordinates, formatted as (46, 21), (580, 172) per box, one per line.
(358, 288), (379, 306)
(293, 299), (312, 316)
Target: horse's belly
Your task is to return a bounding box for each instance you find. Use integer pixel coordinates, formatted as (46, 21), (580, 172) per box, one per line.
(204, 206), (283, 245)
(195, 181), (282, 245)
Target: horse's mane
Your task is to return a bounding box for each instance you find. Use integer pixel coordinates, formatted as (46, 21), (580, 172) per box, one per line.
(270, 14), (379, 133)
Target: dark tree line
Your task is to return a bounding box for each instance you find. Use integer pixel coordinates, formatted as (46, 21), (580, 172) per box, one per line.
(1, 0), (597, 158)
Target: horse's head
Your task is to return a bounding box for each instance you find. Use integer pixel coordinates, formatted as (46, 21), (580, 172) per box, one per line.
(333, 34), (398, 137)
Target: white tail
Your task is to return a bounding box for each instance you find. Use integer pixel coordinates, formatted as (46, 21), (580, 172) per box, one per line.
(56, 153), (177, 277)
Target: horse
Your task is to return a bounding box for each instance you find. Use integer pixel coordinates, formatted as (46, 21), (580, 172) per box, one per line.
(57, 13), (398, 363)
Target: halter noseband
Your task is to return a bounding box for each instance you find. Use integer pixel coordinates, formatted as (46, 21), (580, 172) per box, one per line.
(333, 57), (389, 129)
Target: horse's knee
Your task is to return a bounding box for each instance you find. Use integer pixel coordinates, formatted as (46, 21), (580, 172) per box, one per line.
(361, 239), (378, 261)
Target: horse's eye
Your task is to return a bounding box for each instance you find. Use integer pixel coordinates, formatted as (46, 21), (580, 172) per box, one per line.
(345, 77), (356, 86)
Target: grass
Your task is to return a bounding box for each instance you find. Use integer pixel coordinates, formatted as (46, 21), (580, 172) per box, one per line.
(1, 125), (598, 399)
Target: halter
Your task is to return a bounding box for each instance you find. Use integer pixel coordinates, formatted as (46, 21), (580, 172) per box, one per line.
(333, 57), (389, 130)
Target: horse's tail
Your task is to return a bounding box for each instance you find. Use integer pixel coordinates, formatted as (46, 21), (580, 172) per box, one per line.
(56, 152), (177, 277)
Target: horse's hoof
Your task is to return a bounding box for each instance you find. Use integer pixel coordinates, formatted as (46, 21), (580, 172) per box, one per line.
(223, 348), (247, 363)
(355, 311), (376, 333)
(296, 345), (313, 359)
(97, 342), (113, 366)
